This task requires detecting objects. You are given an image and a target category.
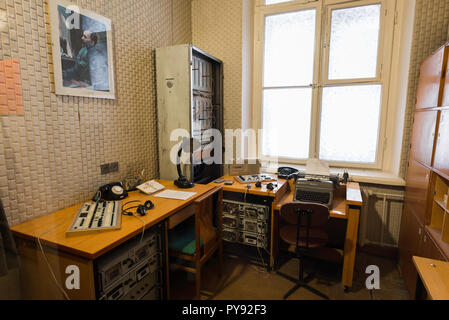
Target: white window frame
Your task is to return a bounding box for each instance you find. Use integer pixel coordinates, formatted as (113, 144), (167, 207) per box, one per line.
(253, 0), (397, 170)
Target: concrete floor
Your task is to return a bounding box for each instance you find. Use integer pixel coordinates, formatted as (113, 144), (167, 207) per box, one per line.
(169, 250), (410, 300)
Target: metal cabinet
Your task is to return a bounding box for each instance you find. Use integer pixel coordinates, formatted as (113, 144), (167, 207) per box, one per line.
(156, 44), (224, 184)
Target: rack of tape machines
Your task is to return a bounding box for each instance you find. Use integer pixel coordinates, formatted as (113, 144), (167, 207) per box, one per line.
(221, 192), (272, 267)
(94, 223), (165, 300)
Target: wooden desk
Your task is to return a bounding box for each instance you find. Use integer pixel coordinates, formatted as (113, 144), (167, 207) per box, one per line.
(213, 175), (362, 290)
(10, 180), (217, 300)
(413, 256), (449, 300)
(274, 181), (363, 290)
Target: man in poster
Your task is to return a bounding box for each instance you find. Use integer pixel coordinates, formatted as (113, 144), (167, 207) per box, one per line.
(63, 30), (98, 87)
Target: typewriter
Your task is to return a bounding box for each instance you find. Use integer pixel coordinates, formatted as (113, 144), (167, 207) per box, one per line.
(293, 171), (348, 208)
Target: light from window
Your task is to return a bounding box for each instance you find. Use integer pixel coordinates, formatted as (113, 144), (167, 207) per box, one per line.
(264, 9), (316, 87)
(328, 4), (381, 80)
(262, 88), (312, 159)
(265, 0), (293, 5)
(319, 85), (382, 163)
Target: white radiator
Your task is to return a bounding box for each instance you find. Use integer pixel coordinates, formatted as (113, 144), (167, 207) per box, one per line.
(360, 191), (405, 248)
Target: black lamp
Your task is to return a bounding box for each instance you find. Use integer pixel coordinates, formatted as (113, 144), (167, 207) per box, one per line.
(174, 137), (195, 189)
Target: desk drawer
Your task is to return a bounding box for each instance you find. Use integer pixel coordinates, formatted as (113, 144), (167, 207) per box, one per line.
(167, 204), (195, 230)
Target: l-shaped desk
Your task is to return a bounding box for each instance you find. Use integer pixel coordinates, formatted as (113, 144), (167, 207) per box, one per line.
(11, 175), (363, 299)
(213, 175), (363, 290)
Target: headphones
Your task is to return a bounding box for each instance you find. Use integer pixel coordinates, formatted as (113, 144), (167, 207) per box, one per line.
(122, 200), (154, 216)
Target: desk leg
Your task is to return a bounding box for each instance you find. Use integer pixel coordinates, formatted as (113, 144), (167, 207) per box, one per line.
(164, 220), (170, 300)
(270, 209), (279, 270)
(342, 206), (361, 290)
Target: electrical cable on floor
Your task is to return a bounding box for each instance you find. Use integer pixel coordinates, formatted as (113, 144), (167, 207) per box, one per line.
(251, 246), (270, 278)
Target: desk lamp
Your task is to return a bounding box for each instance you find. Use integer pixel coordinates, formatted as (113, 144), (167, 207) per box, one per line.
(174, 137), (195, 189)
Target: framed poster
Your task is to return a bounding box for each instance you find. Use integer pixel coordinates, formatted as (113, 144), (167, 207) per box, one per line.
(49, 0), (115, 99)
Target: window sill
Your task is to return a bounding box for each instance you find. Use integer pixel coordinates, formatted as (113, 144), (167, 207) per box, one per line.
(261, 163), (406, 187)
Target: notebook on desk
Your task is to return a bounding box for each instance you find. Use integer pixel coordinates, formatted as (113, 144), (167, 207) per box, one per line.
(154, 190), (197, 201)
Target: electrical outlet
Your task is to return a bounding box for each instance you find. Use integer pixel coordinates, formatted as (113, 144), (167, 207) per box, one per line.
(110, 162), (119, 173)
(101, 163), (110, 175)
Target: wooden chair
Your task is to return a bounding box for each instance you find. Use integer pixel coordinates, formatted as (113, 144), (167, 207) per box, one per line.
(168, 186), (223, 300)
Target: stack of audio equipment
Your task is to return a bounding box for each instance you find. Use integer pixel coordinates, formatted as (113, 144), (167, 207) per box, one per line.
(95, 224), (164, 300)
(222, 200), (269, 249)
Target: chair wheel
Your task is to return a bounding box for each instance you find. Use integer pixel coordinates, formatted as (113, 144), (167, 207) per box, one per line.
(344, 286), (350, 293)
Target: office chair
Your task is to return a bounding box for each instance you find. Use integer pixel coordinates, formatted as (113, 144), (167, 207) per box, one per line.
(168, 186), (223, 300)
(277, 202), (330, 300)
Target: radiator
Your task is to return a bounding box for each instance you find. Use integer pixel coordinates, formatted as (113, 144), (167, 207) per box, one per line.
(359, 191), (405, 248)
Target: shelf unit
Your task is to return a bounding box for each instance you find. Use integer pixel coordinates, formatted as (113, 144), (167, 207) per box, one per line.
(398, 41), (449, 299)
(430, 174), (449, 242)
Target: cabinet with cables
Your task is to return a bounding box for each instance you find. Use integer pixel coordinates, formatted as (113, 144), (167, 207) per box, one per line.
(156, 44), (224, 184)
(221, 191), (273, 269)
(94, 223), (166, 300)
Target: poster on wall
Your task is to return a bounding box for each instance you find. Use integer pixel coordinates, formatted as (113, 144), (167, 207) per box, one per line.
(48, 0), (115, 99)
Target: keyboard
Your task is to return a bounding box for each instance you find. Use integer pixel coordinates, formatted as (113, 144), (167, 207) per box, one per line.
(295, 190), (330, 205)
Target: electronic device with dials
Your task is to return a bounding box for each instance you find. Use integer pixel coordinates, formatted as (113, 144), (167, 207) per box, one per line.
(234, 174), (276, 184)
(222, 200), (270, 249)
(95, 225), (164, 300)
(66, 200), (121, 236)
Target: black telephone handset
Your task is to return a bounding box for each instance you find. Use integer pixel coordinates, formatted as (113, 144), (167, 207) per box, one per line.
(277, 167), (300, 180)
(94, 182), (128, 201)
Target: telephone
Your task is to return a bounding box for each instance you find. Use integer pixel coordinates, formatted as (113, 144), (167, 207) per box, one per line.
(277, 167), (300, 180)
(94, 182), (128, 201)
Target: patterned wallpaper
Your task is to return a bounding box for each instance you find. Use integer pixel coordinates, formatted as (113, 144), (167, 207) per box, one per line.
(0, 0), (192, 226)
(2, 0), (448, 226)
(191, 0), (244, 130)
(400, 0), (449, 178)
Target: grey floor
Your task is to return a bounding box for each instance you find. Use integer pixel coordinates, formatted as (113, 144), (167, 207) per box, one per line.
(170, 250), (410, 300)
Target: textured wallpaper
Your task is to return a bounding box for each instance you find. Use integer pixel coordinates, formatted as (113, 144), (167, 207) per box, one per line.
(2, 0), (448, 227)
(401, 0), (449, 178)
(0, 0), (192, 226)
(192, 0), (244, 130)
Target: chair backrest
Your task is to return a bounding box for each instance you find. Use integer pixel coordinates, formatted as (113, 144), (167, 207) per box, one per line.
(195, 186), (223, 256)
(280, 202), (329, 250)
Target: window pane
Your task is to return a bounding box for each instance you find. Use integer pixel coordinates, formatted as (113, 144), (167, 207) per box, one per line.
(328, 4), (381, 80)
(265, 0), (293, 5)
(264, 9), (316, 87)
(262, 88), (312, 159)
(319, 85), (382, 163)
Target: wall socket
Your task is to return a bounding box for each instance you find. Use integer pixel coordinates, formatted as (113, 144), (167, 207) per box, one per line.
(100, 163), (110, 175)
(109, 162), (119, 173)
(100, 162), (119, 175)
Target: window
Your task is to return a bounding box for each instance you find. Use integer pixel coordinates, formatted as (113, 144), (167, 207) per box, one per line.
(254, 0), (396, 169)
